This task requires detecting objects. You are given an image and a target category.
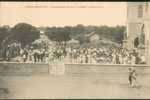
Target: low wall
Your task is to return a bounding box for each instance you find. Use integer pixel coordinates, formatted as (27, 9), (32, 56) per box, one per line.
(1, 62), (150, 76)
(65, 63), (150, 76)
(0, 62), (49, 75)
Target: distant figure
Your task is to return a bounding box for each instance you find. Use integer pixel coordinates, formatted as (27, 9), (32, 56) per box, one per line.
(131, 54), (136, 65)
(116, 53), (120, 64)
(128, 68), (139, 88)
(140, 54), (146, 64)
(22, 54), (26, 62)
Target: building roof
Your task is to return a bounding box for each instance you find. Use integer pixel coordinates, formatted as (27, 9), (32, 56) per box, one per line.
(86, 31), (97, 37)
(68, 39), (79, 44)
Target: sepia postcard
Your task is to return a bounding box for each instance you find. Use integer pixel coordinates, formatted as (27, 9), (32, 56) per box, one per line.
(0, 1), (150, 99)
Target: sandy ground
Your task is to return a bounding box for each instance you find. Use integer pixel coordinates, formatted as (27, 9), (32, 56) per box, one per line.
(0, 73), (150, 99)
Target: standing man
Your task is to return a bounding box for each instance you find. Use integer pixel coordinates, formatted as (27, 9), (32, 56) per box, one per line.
(128, 67), (138, 88)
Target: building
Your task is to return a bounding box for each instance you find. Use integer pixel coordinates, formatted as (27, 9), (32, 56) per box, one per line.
(124, 2), (150, 64)
(86, 31), (99, 42)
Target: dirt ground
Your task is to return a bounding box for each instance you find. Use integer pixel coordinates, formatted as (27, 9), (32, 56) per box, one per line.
(0, 73), (150, 99)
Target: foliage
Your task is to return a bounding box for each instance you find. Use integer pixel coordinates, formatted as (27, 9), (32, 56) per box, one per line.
(11, 23), (40, 47)
(45, 24), (126, 45)
(0, 23), (126, 48)
(45, 27), (71, 42)
(0, 25), (11, 47)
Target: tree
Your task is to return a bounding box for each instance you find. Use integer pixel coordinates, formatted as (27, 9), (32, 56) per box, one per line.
(0, 25), (11, 48)
(46, 27), (71, 42)
(114, 26), (126, 44)
(95, 25), (126, 43)
(11, 23), (40, 47)
(77, 34), (90, 44)
(45, 25), (126, 46)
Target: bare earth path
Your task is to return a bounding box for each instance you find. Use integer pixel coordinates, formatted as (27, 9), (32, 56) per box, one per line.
(0, 73), (150, 99)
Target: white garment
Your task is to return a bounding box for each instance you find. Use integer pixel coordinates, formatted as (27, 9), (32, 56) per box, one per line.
(112, 54), (116, 64)
(131, 56), (136, 65)
(23, 54), (26, 59)
(141, 55), (145, 63)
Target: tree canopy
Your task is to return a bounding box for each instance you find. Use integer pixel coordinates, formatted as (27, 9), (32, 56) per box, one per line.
(45, 24), (126, 44)
(0, 23), (126, 48)
(45, 27), (71, 42)
(0, 25), (11, 48)
(11, 23), (40, 47)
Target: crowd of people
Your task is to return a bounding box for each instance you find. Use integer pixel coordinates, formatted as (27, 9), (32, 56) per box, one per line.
(0, 42), (146, 64)
(66, 47), (145, 64)
(0, 41), (21, 61)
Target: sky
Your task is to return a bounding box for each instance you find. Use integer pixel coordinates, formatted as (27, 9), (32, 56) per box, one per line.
(0, 2), (127, 27)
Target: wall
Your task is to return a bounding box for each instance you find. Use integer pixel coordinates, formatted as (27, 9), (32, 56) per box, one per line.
(0, 62), (49, 75)
(0, 62), (150, 76)
(126, 2), (144, 49)
(65, 64), (150, 77)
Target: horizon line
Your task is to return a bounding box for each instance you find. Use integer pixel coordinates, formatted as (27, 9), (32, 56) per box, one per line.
(0, 23), (126, 28)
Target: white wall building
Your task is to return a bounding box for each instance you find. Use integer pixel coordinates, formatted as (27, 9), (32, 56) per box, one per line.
(86, 31), (99, 42)
(125, 2), (150, 64)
